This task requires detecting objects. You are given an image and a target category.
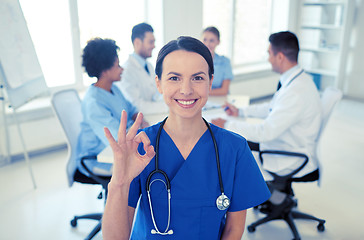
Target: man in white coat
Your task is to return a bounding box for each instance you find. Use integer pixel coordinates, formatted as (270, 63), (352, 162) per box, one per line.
(212, 31), (322, 179)
(118, 23), (168, 115)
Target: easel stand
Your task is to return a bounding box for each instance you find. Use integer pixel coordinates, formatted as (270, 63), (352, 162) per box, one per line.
(0, 82), (37, 189)
(0, 84), (11, 164)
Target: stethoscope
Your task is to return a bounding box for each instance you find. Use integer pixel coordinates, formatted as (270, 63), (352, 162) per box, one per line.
(146, 117), (230, 235)
(280, 69), (304, 90)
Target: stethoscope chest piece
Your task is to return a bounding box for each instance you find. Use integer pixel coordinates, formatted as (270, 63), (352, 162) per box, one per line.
(216, 193), (230, 210)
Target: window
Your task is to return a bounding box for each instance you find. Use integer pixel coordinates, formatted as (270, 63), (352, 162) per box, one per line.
(20, 0), (155, 88)
(203, 0), (272, 68)
(20, 0), (75, 88)
(77, 0), (145, 86)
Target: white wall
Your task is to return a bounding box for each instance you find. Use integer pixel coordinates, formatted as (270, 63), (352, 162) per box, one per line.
(163, 0), (203, 42)
(344, 0), (364, 100)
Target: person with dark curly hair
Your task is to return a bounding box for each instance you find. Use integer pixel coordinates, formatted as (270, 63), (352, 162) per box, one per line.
(76, 37), (148, 178)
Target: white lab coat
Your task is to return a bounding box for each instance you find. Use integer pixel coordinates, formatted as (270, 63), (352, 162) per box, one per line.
(226, 66), (322, 177)
(117, 54), (168, 115)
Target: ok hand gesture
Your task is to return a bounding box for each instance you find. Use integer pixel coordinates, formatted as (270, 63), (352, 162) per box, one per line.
(104, 111), (155, 185)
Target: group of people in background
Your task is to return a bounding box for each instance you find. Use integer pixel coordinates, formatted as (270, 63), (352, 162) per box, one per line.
(76, 23), (235, 177)
(73, 21), (322, 239)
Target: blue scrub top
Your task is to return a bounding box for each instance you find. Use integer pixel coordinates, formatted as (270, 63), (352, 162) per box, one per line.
(76, 83), (137, 176)
(128, 122), (271, 239)
(212, 53), (233, 89)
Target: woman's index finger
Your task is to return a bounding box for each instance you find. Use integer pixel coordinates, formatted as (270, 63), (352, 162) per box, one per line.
(117, 110), (128, 144)
(126, 112), (143, 141)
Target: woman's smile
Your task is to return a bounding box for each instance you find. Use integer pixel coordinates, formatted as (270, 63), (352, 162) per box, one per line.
(175, 99), (198, 108)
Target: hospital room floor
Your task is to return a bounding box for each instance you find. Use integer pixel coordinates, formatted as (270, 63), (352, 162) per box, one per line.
(0, 98), (363, 240)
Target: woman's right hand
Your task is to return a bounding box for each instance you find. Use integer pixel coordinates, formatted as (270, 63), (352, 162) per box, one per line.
(104, 111), (155, 186)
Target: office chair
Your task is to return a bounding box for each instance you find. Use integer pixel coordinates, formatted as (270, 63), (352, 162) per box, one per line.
(247, 87), (343, 240)
(51, 89), (111, 240)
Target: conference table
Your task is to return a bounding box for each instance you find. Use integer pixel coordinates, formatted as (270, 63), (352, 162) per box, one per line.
(97, 94), (261, 163)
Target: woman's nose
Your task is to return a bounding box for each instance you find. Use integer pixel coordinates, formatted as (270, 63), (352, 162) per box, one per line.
(180, 80), (193, 95)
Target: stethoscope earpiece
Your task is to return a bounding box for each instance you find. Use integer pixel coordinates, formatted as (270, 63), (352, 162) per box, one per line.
(151, 229), (174, 235)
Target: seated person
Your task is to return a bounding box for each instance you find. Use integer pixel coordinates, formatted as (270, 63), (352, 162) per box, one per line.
(76, 37), (147, 177)
(118, 22), (168, 114)
(202, 26), (233, 96)
(212, 31), (322, 178)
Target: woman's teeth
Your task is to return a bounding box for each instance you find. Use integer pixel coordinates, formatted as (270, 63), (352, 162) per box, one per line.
(177, 100), (195, 105)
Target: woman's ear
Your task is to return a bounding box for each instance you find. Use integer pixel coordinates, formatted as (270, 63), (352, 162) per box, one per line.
(155, 76), (163, 94)
(209, 74), (214, 91)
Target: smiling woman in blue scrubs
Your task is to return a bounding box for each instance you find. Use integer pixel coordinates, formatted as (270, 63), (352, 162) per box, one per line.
(102, 36), (271, 240)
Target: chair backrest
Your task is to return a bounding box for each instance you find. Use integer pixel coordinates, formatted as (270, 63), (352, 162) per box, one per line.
(317, 87), (343, 141)
(51, 89), (83, 187)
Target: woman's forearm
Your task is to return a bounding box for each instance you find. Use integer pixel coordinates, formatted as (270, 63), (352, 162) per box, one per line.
(102, 182), (132, 240)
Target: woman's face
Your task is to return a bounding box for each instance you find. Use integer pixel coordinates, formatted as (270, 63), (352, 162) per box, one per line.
(156, 50), (212, 120)
(202, 31), (220, 55)
(104, 57), (123, 82)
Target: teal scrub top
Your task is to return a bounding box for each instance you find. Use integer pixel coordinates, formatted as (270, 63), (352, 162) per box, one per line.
(76, 83), (137, 176)
(128, 122), (271, 239)
(212, 54), (233, 89)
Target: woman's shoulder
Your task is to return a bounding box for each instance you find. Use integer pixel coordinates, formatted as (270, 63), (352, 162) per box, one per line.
(215, 54), (231, 64)
(82, 85), (98, 105)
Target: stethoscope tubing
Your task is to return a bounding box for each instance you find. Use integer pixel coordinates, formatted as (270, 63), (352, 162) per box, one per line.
(145, 117), (229, 235)
(202, 118), (225, 194)
(146, 117), (225, 194)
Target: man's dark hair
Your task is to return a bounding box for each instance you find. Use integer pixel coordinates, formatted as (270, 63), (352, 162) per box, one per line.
(82, 38), (119, 78)
(155, 36), (214, 80)
(131, 23), (154, 43)
(269, 31), (299, 62)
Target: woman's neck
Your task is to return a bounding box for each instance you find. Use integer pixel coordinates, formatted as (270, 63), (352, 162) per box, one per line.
(94, 78), (113, 92)
(164, 115), (207, 142)
(163, 115), (207, 160)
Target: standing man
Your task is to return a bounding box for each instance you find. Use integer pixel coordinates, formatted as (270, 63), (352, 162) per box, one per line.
(118, 23), (168, 114)
(212, 31), (322, 178)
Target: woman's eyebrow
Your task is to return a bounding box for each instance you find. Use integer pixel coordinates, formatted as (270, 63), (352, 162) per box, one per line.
(192, 71), (207, 76)
(166, 71), (207, 76)
(167, 72), (182, 76)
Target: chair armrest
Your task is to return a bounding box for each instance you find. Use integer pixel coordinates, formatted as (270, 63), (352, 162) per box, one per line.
(259, 150), (309, 182)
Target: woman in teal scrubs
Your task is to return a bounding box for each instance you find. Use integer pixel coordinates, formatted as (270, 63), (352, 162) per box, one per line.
(102, 36), (270, 240)
(77, 38), (145, 177)
(202, 26), (233, 96)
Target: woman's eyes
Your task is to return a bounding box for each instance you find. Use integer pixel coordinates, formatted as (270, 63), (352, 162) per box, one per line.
(169, 76), (179, 81)
(168, 76), (204, 81)
(193, 76), (204, 81)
